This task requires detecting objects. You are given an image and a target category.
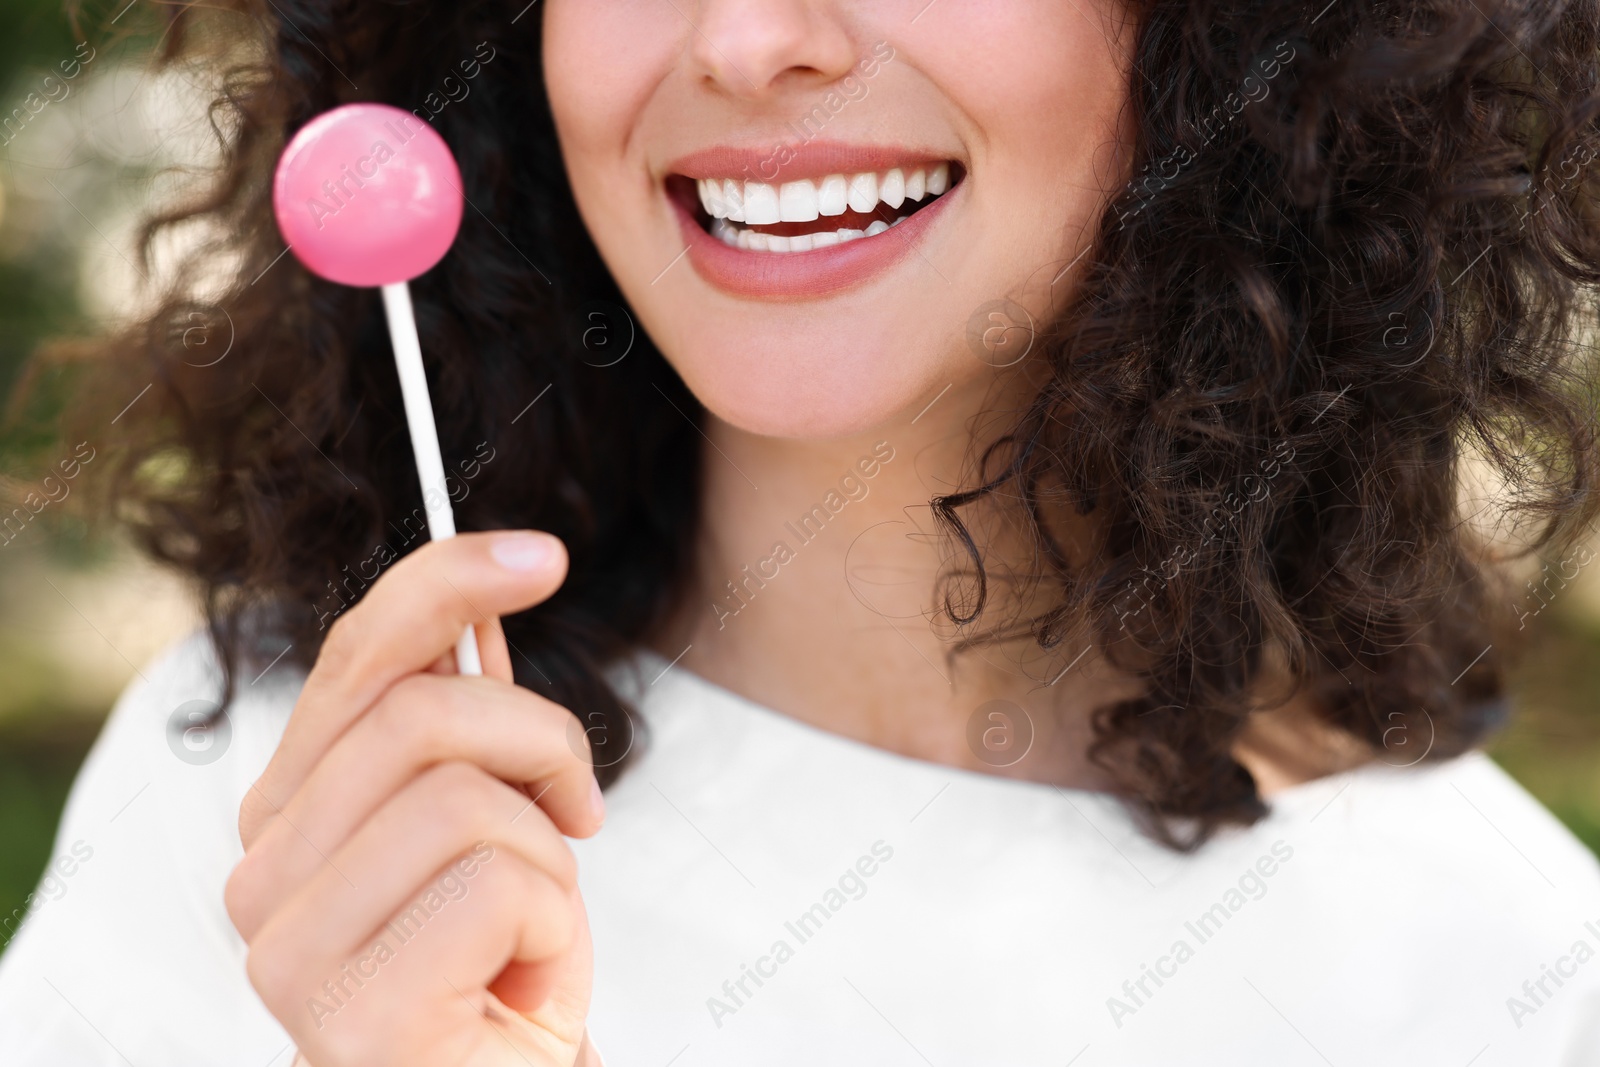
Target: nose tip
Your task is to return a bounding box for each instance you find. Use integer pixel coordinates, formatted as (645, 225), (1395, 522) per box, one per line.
(688, 1), (859, 101)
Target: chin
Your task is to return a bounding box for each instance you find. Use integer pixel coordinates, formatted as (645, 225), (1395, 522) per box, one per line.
(654, 305), (964, 442)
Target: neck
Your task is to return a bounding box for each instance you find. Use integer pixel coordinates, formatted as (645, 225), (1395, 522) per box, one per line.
(651, 370), (1127, 793)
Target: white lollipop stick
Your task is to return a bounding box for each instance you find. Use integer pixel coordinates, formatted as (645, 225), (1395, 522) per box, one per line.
(380, 282), (483, 676)
(273, 103), (481, 676)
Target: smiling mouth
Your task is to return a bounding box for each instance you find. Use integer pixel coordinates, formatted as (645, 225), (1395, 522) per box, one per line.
(668, 162), (964, 253)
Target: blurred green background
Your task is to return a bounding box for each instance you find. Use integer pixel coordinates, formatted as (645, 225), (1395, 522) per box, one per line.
(1, 0), (1598, 963)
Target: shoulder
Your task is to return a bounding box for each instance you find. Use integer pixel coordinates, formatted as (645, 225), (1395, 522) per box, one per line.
(0, 629), (302, 1065)
(1257, 752), (1600, 1064)
(1283, 750), (1600, 896)
(34, 627), (303, 862)
(55, 628), (302, 840)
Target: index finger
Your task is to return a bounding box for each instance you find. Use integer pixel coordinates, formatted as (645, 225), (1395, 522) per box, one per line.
(255, 531), (568, 810)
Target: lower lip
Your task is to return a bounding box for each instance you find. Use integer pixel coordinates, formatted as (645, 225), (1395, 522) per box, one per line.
(671, 183), (959, 300)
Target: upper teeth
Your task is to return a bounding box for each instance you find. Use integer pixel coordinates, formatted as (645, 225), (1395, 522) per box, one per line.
(696, 163), (952, 224)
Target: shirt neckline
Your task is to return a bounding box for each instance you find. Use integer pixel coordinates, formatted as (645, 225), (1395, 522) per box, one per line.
(619, 645), (1391, 814)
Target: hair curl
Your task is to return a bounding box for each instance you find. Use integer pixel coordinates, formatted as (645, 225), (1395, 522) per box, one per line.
(59, 0), (1600, 844)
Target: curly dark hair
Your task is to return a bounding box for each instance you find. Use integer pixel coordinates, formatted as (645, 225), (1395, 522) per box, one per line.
(58, 0), (1600, 847)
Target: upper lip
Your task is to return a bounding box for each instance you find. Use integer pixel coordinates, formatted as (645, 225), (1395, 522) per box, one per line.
(667, 140), (958, 183)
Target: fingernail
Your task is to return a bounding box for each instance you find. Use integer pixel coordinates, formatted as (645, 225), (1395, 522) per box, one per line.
(490, 532), (558, 571)
(589, 776), (606, 822)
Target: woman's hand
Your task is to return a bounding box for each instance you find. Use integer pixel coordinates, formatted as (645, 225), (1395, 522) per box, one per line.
(225, 532), (605, 1067)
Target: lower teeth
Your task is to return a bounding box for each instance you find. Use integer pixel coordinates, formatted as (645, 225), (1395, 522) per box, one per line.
(710, 215), (910, 252)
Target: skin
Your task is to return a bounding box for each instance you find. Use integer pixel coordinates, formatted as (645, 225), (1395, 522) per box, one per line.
(229, 533), (605, 1066)
(546, 0), (1141, 789)
(236, 2), (1340, 1063)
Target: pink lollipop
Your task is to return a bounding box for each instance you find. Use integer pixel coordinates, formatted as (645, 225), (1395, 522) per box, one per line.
(273, 103), (482, 675)
(274, 102), (463, 286)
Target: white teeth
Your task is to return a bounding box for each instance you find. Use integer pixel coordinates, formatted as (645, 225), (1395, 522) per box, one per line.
(742, 182), (780, 225)
(693, 162), (952, 253)
(846, 172), (878, 212)
(778, 181), (820, 222)
(879, 168), (905, 210)
(698, 180), (724, 217)
(706, 218), (911, 253)
(695, 165), (955, 221)
(818, 174), (848, 217)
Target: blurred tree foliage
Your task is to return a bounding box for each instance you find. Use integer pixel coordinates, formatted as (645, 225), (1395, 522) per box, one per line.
(0, 0), (101, 954)
(0, 0), (90, 457)
(0, 0), (78, 88)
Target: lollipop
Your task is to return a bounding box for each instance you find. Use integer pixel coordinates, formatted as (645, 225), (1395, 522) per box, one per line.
(273, 103), (482, 675)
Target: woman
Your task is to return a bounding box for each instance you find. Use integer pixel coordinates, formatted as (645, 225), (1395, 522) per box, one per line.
(2, 0), (1599, 1063)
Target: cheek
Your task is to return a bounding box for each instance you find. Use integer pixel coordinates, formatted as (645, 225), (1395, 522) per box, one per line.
(544, 0), (688, 322)
(951, 3), (1135, 229)
(955, 1), (1133, 111)
(931, 2), (1135, 316)
(542, 1), (677, 168)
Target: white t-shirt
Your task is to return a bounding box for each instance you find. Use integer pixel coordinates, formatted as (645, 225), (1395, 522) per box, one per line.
(1, 631), (1598, 1066)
